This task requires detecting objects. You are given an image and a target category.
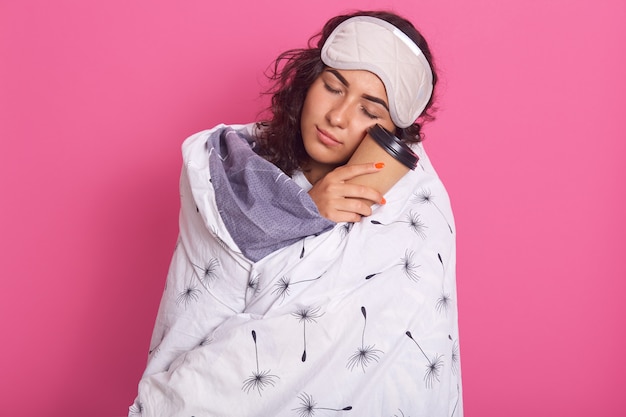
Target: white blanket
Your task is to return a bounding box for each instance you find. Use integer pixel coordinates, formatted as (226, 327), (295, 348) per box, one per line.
(130, 124), (463, 417)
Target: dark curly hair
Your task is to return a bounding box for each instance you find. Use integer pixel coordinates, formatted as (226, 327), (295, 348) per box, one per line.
(257, 10), (438, 176)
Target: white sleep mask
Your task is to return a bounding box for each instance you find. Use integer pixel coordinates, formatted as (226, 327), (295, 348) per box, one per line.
(320, 16), (433, 128)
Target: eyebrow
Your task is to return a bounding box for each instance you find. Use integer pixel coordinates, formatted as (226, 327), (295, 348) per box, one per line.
(326, 69), (390, 111)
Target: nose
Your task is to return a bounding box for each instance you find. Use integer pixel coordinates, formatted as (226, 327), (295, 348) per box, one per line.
(326, 99), (349, 128)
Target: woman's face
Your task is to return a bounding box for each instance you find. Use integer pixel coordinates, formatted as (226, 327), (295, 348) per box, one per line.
(300, 68), (396, 182)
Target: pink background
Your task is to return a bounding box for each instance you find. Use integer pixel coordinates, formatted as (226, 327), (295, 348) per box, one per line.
(1, 0), (624, 416)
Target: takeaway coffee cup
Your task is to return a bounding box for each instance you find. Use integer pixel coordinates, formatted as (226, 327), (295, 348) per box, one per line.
(347, 124), (419, 205)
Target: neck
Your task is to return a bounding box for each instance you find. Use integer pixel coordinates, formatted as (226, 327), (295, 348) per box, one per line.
(302, 160), (336, 185)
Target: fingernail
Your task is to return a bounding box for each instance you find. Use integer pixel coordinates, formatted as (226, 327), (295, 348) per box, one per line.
(380, 197), (386, 205)
(375, 162), (385, 169)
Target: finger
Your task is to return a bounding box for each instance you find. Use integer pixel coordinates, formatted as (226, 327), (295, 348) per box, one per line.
(340, 183), (385, 206)
(333, 196), (375, 217)
(326, 211), (363, 223)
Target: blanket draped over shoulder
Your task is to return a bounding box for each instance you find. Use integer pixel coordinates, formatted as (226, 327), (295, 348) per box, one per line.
(130, 124), (463, 417)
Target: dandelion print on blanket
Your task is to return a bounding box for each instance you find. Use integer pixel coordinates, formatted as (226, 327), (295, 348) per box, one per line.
(292, 306), (323, 362)
(293, 392), (352, 417)
(450, 335), (460, 376)
(365, 248), (422, 282)
(247, 273), (260, 296)
(405, 331), (443, 389)
(413, 188), (453, 234)
(271, 272), (325, 301)
(176, 273), (202, 309)
(435, 253), (451, 315)
(400, 249), (421, 282)
(370, 210), (427, 239)
(347, 306), (383, 372)
(242, 330), (279, 395)
(191, 257), (219, 288)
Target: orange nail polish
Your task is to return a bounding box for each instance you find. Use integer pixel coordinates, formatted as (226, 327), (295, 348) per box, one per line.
(375, 162), (385, 169)
(380, 197), (386, 205)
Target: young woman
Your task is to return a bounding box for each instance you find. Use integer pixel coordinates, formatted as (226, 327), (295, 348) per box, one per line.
(130, 10), (462, 417)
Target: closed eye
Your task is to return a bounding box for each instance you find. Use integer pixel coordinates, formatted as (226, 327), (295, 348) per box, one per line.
(323, 82), (341, 95)
(361, 107), (379, 120)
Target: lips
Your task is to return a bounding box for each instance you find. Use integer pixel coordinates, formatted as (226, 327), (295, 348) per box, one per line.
(316, 127), (342, 147)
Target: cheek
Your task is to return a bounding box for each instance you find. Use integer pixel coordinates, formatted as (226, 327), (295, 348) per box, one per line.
(301, 90), (323, 125)
(300, 95), (313, 123)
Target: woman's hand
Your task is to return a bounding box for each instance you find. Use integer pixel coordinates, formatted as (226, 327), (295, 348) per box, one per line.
(308, 162), (385, 223)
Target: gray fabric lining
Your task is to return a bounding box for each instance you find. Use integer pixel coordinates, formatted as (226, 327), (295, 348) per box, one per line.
(207, 127), (334, 262)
